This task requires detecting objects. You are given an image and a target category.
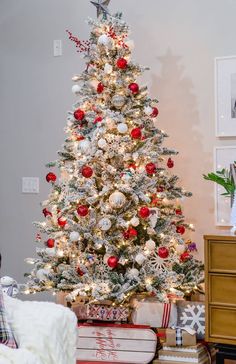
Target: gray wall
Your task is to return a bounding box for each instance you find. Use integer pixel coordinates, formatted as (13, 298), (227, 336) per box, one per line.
(0, 0), (235, 300)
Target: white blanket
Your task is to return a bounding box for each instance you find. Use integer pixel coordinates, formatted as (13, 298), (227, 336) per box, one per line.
(0, 295), (77, 364)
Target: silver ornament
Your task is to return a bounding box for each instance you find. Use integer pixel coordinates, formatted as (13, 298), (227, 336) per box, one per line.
(135, 253), (146, 265)
(36, 269), (50, 281)
(128, 268), (139, 278)
(117, 123), (128, 134)
(72, 84), (81, 94)
(70, 231), (80, 242)
(98, 217), (112, 231)
(97, 138), (107, 149)
(97, 34), (113, 49)
(144, 105), (153, 116)
(109, 190), (126, 209)
(78, 139), (91, 153)
(112, 95), (126, 109)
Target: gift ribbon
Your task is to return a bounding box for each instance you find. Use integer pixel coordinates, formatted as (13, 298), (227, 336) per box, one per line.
(171, 326), (196, 346)
(161, 303), (171, 328)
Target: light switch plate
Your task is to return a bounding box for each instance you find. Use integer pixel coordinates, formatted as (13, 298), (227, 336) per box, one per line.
(53, 40), (62, 56)
(22, 177), (39, 194)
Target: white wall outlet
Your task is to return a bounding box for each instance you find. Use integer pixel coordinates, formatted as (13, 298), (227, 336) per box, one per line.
(22, 177), (39, 194)
(53, 40), (62, 56)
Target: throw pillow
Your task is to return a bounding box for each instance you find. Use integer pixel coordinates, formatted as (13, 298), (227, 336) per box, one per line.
(0, 286), (18, 348)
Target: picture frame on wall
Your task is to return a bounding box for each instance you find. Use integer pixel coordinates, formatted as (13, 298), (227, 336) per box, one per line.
(214, 146), (236, 226)
(215, 56), (236, 137)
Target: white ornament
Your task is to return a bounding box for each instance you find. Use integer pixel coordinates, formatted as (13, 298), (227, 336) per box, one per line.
(144, 105), (153, 116)
(98, 217), (112, 231)
(36, 269), (50, 281)
(117, 123), (128, 134)
(78, 139), (91, 153)
(132, 152), (139, 161)
(71, 84), (81, 94)
(45, 247), (56, 256)
(130, 216), (140, 227)
(176, 244), (185, 254)
(70, 231), (80, 242)
(0, 276), (15, 286)
(135, 253), (146, 265)
(109, 191), (126, 209)
(104, 63), (113, 74)
(98, 34), (113, 49)
(145, 239), (156, 251)
(128, 268), (139, 278)
(98, 138), (107, 149)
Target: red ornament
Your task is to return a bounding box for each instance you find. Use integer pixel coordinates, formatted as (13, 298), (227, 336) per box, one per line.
(107, 256), (119, 268)
(94, 116), (103, 124)
(81, 166), (93, 178)
(167, 158), (174, 168)
(175, 208), (182, 215)
(77, 205), (89, 217)
(46, 238), (55, 248)
(180, 252), (191, 262)
(123, 231), (130, 240)
(74, 108), (85, 121)
(176, 225), (186, 235)
(97, 82), (104, 93)
(123, 227), (138, 240)
(128, 227), (138, 237)
(128, 82), (139, 94)
(116, 57), (128, 69)
(57, 217), (67, 227)
(76, 135), (85, 141)
(128, 163), (137, 170)
(150, 107), (159, 117)
(158, 246), (169, 259)
(157, 186), (164, 192)
(145, 162), (157, 175)
(46, 172), (57, 183)
(42, 208), (52, 217)
(139, 206), (150, 218)
(77, 266), (85, 276)
(130, 127), (142, 139)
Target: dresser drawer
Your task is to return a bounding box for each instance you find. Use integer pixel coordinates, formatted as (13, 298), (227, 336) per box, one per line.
(208, 241), (236, 272)
(209, 305), (236, 344)
(209, 274), (236, 305)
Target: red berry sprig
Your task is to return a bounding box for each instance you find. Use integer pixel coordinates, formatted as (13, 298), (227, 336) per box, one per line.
(66, 30), (90, 53)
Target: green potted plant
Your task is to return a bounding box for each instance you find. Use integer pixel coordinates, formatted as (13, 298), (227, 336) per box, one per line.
(203, 162), (236, 233)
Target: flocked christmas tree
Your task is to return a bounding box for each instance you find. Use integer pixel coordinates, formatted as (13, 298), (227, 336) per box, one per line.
(25, 1), (203, 304)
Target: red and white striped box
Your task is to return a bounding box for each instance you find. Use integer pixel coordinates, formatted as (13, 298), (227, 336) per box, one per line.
(77, 323), (157, 363)
(130, 299), (177, 328)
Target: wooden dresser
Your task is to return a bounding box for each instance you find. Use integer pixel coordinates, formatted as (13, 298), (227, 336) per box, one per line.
(204, 234), (236, 346)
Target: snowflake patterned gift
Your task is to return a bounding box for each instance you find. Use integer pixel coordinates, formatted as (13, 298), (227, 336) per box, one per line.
(177, 301), (205, 340)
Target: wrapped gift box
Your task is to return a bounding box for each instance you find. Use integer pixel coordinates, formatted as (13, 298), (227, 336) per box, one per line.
(130, 297), (177, 328)
(158, 347), (206, 362)
(71, 303), (129, 322)
(165, 327), (197, 346)
(77, 323), (157, 363)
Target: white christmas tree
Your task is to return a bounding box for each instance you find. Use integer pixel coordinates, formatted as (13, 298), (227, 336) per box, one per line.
(25, 2), (203, 304)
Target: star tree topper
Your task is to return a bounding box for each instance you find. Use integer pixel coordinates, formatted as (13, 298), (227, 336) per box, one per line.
(90, 0), (110, 18)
